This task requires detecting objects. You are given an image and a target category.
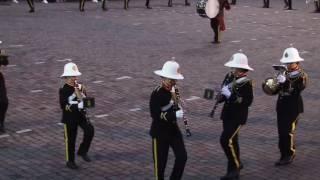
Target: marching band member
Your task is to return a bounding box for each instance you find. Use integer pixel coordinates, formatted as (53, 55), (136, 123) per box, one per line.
(284, 0), (292, 10)
(263, 0), (270, 8)
(306, 0), (320, 12)
(145, 0), (190, 9)
(27, 0), (35, 13)
(59, 62), (94, 169)
(79, 0), (85, 11)
(149, 61), (187, 180)
(0, 54), (8, 133)
(218, 53), (253, 180)
(207, 0), (230, 44)
(274, 47), (308, 166)
(26, 0), (48, 13)
(313, 0), (320, 12)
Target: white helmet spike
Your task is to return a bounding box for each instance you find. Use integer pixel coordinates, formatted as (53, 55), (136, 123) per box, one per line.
(61, 62), (82, 77)
(154, 61), (184, 80)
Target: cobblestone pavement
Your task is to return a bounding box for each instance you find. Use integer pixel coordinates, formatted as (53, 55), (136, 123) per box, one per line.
(0, 0), (320, 179)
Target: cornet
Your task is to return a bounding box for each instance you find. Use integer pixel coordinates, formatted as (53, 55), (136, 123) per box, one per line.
(75, 81), (95, 108)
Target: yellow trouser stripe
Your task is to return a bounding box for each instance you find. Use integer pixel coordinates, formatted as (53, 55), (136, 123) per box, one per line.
(64, 125), (69, 162)
(228, 125), (241, 169)
(153, 139), (158, 180)
(289, 119), (297, 155)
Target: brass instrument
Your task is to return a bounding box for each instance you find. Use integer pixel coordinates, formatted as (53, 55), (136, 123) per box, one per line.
(75, 81), (95, 108)
(262, 65), (287, 96)
(172, 86), (192, 137)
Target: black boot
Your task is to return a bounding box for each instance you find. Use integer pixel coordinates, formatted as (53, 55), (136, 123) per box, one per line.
(185, 0), (190, 6)
(275, 155), (295, 166)
(124, 0), (129, 10)
(168, 0), (172, 7)
(0, 124), (4, 133)
(29, 8), (35, 13)
(102, 0), (107, 11)
(78, 153), (91, 162)
(145, 0), (152, 9)
(66, 161), (78, 169)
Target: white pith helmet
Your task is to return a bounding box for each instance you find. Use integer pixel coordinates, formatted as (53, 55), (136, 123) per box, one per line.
(224, 53), (254, 71)
(280, 47), (304, 63)
(154, 61), (184, 80)
(61, 62), (82, 77)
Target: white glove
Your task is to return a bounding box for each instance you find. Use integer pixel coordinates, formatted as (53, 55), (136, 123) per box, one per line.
(78, 101), (84, 109)
(277, 74), (286, 83)
(176, 110), (184, 119)
(221, 86), (231, 99)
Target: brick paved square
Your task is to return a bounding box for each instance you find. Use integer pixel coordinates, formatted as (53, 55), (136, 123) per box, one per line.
(0, 0), (319, 179)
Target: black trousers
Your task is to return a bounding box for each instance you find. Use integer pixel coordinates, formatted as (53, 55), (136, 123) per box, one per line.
(0, 102), (8, 127)
(315, 1), (320, 12)
(284, 0), (292, 9)
(79, 0), (86, 11)
(152, 134), (187, 180)
(277, 113), (298, 159)
(220, 121), (242, 172)
(231, 0), (236, 5)
(263, 0), (269, 8)
(64, 115), (94, 162)
(102, 0), (107, 10)
(27, 0), (34, 10)
(210, 18), (220, 42)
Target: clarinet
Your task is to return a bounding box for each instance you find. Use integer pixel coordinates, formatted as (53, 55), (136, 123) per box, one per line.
(173, 86), (192, 137)
(209, 92), (226, 118)
(209, 72), (234, 118)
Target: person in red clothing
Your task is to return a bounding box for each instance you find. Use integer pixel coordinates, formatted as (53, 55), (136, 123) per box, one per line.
(207, 0), (231, 44)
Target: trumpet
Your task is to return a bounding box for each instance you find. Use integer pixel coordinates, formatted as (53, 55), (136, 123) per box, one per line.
(172, 86), (192, 137)
(74, 81), (95, 109)
(74, 80), (86, 100)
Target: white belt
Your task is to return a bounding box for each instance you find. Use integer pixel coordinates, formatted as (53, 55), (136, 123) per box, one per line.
(161, 102), (173, 111)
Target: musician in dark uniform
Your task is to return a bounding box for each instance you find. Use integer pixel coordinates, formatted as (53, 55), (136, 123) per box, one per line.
(0, 53), (8, 133)
(27, 0), (35, 13)
(209, 0), (230, 44)
(263, 0), (270, 8)
(274, 47), (308, 166)
(149, 61), (187, 180)
(284, 0), (292, 10)
(79, 0), (86, 11)
(59, 62), (94, 169)
(314, 0), (320, 12)
(145, 0), (190, 9)
(218, 53), (254, 180)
